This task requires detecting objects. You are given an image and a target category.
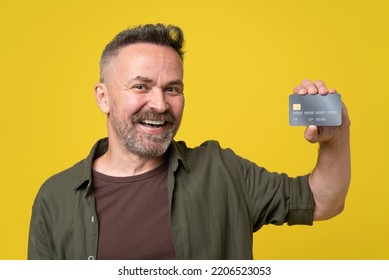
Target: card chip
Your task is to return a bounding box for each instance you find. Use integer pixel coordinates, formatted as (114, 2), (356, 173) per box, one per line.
(293, 104), (301, 110)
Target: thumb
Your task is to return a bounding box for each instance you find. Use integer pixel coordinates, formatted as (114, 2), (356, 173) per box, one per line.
(304, 125), (319, 143)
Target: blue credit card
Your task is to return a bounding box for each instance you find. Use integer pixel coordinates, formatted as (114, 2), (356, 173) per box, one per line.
(289, 93), (342, 126)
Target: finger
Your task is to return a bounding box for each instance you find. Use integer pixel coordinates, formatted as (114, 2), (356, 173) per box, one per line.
(340, 102), (351, 128)
(315, 80), (329, 95)
(329, 88), (337, 94)
(302, 79), (318, 94)
(304, 125), (319, 143)
(293, 85), (308, 95)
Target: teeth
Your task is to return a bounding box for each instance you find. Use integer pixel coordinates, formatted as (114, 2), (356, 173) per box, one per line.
(143, 120), (165, 126)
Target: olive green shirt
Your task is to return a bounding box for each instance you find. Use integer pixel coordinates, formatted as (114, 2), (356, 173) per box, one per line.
(28, 138), (314, 260)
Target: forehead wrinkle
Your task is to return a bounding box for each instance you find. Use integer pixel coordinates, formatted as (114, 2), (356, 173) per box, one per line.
(109, 44), (183, 89)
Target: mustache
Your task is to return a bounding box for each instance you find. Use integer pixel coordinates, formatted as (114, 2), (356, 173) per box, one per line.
(131, 110), (177, 124)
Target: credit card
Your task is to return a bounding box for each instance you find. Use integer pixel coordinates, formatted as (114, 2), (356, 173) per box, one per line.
(289, 93), (342, 126)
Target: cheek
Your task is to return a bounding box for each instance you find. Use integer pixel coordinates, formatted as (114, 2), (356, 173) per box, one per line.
(114, 95), (149, 115)
(168, 96), (185, 119)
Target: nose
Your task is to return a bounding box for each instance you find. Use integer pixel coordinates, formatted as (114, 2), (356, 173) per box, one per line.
(147, 88), (168, 112)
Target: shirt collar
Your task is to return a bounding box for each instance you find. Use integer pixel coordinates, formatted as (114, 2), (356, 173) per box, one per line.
(74, 138), (109, 195)
(74, 138), (189, 194)
(167, 140), (190, 174)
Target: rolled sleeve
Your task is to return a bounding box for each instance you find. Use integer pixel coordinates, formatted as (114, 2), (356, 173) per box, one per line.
(287, 174), (314, 225)
(239, 155), (314, 230)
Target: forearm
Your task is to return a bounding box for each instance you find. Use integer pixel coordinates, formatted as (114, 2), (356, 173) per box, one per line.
(309, 123), (351, 220)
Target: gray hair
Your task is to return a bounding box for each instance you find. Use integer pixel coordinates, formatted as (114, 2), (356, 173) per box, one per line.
(99, 23), (185, 82)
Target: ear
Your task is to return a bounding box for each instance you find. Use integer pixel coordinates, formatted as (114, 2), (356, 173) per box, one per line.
(94, 82), (110, 114)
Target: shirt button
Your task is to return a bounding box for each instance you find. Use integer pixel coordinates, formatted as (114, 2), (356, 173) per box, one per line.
(91, 216), (95, 223)
(88, 255), (95, 260)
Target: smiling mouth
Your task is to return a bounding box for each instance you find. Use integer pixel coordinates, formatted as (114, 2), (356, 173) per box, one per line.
(132, 110), (176, 129)
(140, 120), (167, 128)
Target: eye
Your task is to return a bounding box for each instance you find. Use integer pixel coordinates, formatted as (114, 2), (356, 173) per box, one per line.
(132, 84), (148, 92)
(165, 87), (182, 95)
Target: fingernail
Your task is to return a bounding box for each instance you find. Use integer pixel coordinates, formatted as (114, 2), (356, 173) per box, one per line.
(308, 86), (317, 93)
(319, 87), (328, 94)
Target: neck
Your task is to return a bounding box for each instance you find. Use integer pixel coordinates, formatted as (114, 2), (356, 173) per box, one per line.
(93, 137), (166, 177)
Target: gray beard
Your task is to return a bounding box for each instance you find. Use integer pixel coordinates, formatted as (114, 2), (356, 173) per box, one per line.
(110, 110), (179, 158)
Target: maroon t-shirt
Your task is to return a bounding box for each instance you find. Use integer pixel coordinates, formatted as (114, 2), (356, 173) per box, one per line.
(92, 162), (176, 259)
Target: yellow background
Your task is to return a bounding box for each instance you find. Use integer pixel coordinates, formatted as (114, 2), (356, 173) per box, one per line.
(1, 0), (388, 259)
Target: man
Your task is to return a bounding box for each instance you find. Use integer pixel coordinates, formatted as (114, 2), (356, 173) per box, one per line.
(28, 24), (351, 260)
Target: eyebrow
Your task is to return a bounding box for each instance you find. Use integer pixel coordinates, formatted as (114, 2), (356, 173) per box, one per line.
(127, 76), (154, 85)
(126, 76), (183, 88)
(166, 79), (184, 87)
